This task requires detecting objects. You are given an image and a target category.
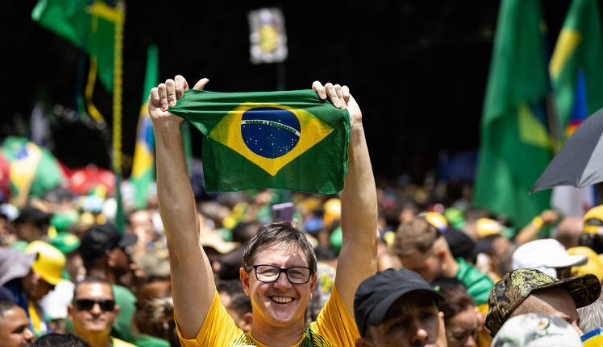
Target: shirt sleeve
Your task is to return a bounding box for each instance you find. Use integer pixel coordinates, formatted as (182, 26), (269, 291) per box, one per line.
(175, 289), (243, 347)
(310, 285), (360, 347)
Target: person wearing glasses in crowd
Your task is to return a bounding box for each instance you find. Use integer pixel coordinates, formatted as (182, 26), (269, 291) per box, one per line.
(149, 76), (377, 346)
(68, 277), (137, 347)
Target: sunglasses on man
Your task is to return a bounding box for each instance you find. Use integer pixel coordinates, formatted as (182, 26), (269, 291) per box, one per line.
(74, 299), (116, 312)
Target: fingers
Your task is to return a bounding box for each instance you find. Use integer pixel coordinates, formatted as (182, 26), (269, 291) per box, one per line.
(175, 75), (189, 99)
(334, 84), (347, 110)
(342, 86), (350, 103)
(325, 83), (343, 109)
(150, 87), (160, 109)
(166, 79), (177, 108)
(157, 83), (168, 111)
(312, 81), (326, 99)
(193, 78), (210, 90)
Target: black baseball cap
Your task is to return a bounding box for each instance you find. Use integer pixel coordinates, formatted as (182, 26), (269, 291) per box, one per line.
(354, 268), (444, 337)
(79, 223), (137, 260)
(14, 205), (53, 225)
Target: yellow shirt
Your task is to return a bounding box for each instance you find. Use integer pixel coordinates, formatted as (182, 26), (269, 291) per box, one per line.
(177, 285), (358, 347)
(112, 337), (138, 347)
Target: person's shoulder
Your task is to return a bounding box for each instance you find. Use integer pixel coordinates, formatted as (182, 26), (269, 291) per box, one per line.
(112, 336), (139, 347)
(112, 284), (136, 300)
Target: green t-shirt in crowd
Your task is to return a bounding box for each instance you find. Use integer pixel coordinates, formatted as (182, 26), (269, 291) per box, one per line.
(111, 284), (137, 344)
(455, 257), (494, 305)
(134, 334), (170, 347)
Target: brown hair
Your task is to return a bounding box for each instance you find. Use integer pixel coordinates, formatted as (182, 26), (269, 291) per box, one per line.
(393, 217), (442, 256)
(242, 221), (317, 274)
(437, 286), (475, 322)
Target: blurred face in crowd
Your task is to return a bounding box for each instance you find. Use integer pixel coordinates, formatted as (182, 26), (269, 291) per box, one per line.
(135, 281), (172, 337)
(511, 286), (582, 335)
(129, 210), (155, 242)
(0, 306), (34, 347)
(356, 292), (440, 347)
(241, 241), (317, 329)
(398, 248), (443, 281)
(69, 282), (120, 337)
(21, 271), (52, 301)
(107, 247), (130, 272)
(445, 306), (477, 347)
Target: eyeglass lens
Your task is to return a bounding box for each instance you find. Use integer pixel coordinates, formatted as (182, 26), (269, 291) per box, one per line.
(254, 265), (311, 284)
(75, 299), (115, 312)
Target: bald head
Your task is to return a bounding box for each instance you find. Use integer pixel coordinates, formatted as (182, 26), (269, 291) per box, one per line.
(555, 217), (583, 249)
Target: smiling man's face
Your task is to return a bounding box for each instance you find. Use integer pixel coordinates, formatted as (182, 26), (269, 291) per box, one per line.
(69, 282), (120, 336)
(241, 242), (317, 329)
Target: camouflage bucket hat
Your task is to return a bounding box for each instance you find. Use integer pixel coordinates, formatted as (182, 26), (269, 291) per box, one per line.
(485, 268), (600, 336)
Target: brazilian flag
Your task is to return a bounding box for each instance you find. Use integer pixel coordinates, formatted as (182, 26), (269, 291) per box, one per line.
(168, 90), (350, 194)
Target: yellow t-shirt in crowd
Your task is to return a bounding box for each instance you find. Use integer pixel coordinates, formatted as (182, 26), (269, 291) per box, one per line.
(177, 285), (358, 347)
(112, 337), (138, 347)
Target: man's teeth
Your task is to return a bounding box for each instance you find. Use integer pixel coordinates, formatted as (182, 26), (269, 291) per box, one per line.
(271, 296), (293, 303)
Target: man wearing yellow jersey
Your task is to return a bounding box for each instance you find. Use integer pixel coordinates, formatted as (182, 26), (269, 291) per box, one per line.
(149, 76), (377, 346)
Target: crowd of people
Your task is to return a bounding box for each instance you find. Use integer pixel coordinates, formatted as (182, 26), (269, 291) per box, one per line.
(1, 76), (603, 347)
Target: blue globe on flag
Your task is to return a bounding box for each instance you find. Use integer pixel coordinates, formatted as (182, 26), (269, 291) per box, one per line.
(241, 107), (301, 159)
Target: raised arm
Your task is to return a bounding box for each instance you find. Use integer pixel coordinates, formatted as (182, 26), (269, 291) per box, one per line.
(312, 82), (378, 318)
(149, 76), (213, 338)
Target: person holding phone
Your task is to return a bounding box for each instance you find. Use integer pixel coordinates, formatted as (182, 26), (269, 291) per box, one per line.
(149, 76), (377, 346)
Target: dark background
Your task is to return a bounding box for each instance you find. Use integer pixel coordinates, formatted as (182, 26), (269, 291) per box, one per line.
(3, 0), (580, 183)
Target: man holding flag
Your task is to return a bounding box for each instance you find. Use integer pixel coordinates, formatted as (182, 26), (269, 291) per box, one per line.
(148, 76), (377, 346)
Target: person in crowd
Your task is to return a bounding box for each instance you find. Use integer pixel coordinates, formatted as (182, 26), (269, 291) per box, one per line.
(512, 239), (587, 279)
(577, 285), (603, 335)
(150, 76), (377, 346)
(78, 224), (139, 344)
(68, 277), (136, 347)
(474, 211), (559, 279)
(554, 217), (583, 250)
(436, 285), (478, 347)
(491, 313), (583, 347)
(353, 268), (444, 347)
(32, 333), (91, 347)
(133, 281), (174, 347)
(216, 280), (252, 332)
(0, 242), (65, 335)
(485, 268), (600, 336)
(0, 299), (35, 347)
(13, 206), (53, 243)
(126, 209), (164, 263)
(567, 246), (603, 282)
(392, 217), (493, 311)
(581, 204), (603, 254)
(217, 222), (259, 280)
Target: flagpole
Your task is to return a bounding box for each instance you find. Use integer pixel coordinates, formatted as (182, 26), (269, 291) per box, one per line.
(112, 0), (125, 233)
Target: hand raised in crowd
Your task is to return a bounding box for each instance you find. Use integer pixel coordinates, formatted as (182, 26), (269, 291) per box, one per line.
(540, 209), (560, 225)
(148, 75), (209, 124)
(312, 81), (362, 125)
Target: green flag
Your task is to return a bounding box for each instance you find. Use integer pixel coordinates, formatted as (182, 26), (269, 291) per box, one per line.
(130, 45), (158, 209)
(32, 0), (124, 92)
(169, 90), (350, 194)
(473, 0), (553, 228)
(550, 0), (603, 137)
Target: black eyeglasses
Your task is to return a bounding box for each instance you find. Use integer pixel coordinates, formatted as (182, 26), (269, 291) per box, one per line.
(74, 299), (116, 312)
(246, 264), (312, 284)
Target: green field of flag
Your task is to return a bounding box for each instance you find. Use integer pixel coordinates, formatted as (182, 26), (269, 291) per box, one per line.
(169, 90), (350, 194)
(473, 0), (553, 228)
